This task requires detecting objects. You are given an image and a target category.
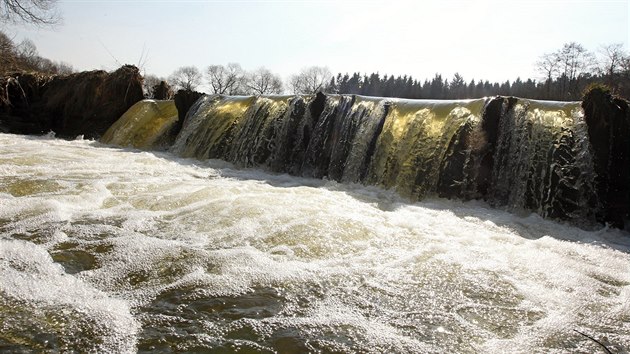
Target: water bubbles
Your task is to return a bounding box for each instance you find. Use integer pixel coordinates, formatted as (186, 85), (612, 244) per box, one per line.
(1, 133), (629, 352)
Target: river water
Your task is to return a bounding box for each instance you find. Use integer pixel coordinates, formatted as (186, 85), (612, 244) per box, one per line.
(1, 133), (629, 353)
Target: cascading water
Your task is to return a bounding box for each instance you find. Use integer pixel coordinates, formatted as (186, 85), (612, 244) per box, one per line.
(166, 94), (600, 224)
(364, 98), (484, 199)
(170, 95), (257, 160)
(170, 95), (487, 200)
(485, 99), (598, 222)
(101, 99), (179, 150)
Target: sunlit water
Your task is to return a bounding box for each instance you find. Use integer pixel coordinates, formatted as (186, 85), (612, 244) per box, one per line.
(1, 133), (629, 353)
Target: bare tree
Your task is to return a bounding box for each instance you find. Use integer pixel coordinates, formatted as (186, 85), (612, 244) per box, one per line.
(53, 60), (73, 74)
(598, 43), (628, 90)
(1, 34), (44, 73)
(244, 67), (283, 95)
(1, 35), (71, 74)
(168, 66), (202, 91)
(0, 0), (60, 25)
(536, 52), (560, 99)
(16, 38), (36, 57)
(206, 63), (245, 95)
(556, 42), (595, 98)
(0, 30), (16, 73)
(599, 43), (626, 76)
(554, 42), (595, 99)
(15, 38), (38, 68)
(559, 42), (595, 80)
(289, 66), (332, 94)
(142, 74), (162, 97)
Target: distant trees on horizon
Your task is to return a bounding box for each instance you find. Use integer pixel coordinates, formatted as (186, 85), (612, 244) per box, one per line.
(2, 29), (630, 102)
(326, 42), (630, 101)
(160, 41), (630, 101)
(2, 1), (629, 101)
(165, 63), (284, 95)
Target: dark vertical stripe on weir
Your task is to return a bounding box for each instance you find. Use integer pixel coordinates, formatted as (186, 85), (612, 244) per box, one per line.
(173, 89), (204, 136)
(359, 102), (389, 183)
(309, 91), (327, 125)
(582, 87), (630, 228)
(475, 96), (506, 198)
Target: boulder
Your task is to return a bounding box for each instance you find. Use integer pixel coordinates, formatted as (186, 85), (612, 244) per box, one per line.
(172, 89), (204, 135)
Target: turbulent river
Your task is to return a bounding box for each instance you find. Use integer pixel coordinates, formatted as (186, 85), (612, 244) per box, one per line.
(1, 133), (629, 353)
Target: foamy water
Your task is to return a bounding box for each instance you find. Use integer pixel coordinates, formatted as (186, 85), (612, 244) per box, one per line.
(1, 133), (629, 353)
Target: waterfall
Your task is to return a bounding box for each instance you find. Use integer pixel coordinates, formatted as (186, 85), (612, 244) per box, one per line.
(101, 99), (178, 149)
(169, 95), (489, 199)
(364, 98), (485, 199)
(103, 93), (604, 226)
(486, 99), (598, 221)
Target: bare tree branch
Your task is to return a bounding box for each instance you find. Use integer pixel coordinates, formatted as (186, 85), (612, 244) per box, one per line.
(574, 330), (613, 354)
(0, 0), (60, 26)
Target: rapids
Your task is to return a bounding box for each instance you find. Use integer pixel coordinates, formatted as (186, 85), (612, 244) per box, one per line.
(1, 133), (629, 353)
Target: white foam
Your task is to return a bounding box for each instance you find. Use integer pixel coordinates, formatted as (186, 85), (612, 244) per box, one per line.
(1, 133), (629, 352)
(0, 239), (139, 353)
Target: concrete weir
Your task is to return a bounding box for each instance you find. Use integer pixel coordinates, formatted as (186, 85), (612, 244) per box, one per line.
(101, 90), (630, 228)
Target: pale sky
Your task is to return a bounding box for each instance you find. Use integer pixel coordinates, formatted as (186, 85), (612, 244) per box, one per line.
(4, 0), (629, 91)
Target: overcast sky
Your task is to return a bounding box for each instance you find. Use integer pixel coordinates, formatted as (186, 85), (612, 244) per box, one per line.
(5, 0), (629, 90)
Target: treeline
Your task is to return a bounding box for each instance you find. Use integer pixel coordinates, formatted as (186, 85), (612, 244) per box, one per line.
(162, 42), (629, 101)
(148, 64), (331, 98)
(328, 72), (521, 100)
(0, 30), (73, 75)
(3, 30), (629, 102)
(329, 42), (630, 101)
(328, 71), (592, 100)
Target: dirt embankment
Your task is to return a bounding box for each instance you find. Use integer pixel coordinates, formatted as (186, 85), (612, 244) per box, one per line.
(0, 65), (143, 139)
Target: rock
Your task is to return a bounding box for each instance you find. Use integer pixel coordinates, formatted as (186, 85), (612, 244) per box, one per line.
(152, 81), (173, 100)
(172, 89), (204, 136)
(582, 85), (630, 228)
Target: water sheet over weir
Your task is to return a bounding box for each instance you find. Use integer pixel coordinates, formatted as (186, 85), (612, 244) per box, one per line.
(101, 100), (179, 149)
(169, 95), (487, 200)
(103, 94), (599, 226)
